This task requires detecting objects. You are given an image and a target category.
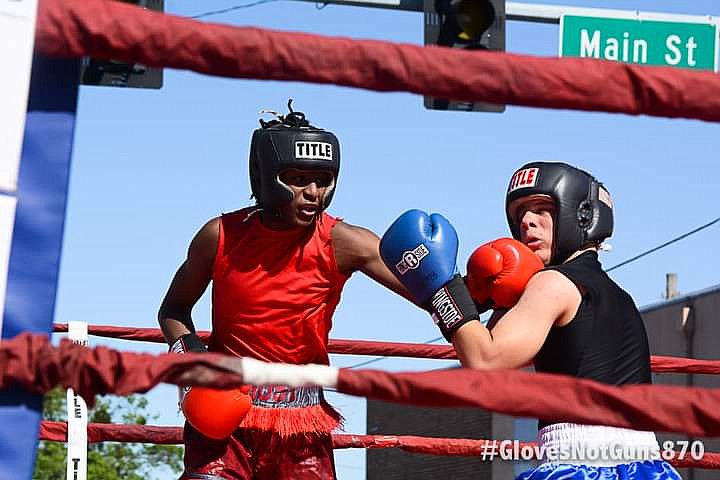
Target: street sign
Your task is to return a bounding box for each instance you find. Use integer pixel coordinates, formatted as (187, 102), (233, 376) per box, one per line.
(560, 15), (719, 71)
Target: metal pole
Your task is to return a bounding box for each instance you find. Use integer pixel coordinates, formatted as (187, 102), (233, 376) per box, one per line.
(304, 0), (719, 26)
(506, 2), (718, 25)
(665, 273), (678, 300)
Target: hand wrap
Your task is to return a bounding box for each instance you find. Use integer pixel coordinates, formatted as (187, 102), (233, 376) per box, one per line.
(428, 275), (480, 342)
(169, 333), (207, 354)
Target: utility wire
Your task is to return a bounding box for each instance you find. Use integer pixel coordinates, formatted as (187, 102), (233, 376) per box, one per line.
(346, 216), (720, 369)
(347, 336), (444, 369)
(190, 0), (281, 19)
(190, 0), (329, 19)
(606, 216), (720, 272)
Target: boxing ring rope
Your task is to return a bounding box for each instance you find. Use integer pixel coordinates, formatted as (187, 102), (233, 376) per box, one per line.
(36, 0), (720, 122)
(4, 332), (720, 437)
(51, 323), (720, 374)
(37, 421), (720, 469)
(38, 322), (720, 473)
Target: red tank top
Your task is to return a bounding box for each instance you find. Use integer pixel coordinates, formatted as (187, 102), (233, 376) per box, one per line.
(210, 208), (349, 365)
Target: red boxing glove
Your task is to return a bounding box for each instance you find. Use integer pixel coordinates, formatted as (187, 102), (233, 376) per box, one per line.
(466, 238), (544, 309)
(170, 334), (252, 439)
(182, 386), (252, 440)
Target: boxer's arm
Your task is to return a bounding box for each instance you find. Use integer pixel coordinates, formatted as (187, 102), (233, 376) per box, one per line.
(452, 270), (580, 370)
(332, 221), (415, 302)
(158, 217), (219, 345)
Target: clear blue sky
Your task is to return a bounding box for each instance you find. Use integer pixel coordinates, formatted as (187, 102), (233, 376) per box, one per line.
(52, 0), (720, 478)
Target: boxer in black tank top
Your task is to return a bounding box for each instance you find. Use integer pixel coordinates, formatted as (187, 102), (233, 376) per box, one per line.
(536, 250), (651, 428)
(445, 162), (679, 480)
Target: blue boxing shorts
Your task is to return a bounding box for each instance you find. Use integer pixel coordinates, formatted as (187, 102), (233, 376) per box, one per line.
(517, 423), (682, 480)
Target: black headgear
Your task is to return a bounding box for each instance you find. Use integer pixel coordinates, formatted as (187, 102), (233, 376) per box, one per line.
(249, 103), (340, 211)
(505, 161), (613, 265)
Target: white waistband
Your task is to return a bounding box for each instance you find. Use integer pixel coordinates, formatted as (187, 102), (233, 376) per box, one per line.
(537, 423), (660, 467)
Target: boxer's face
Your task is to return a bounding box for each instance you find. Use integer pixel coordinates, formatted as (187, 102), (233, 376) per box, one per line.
(275, 168), (334, 228)
(509, 194), (556, 265)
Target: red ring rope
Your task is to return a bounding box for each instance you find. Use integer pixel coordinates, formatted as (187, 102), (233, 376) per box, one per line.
(35, 0), (720, 122)
(2, 333), (720, 437)
(52, 323), (720, 374)
(38, 421), (720, 469)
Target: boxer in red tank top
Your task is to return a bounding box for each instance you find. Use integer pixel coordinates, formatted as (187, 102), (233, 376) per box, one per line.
(158, 104), (411, 480)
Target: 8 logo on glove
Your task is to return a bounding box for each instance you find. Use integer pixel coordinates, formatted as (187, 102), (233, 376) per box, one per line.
(395, 244), (430, 275)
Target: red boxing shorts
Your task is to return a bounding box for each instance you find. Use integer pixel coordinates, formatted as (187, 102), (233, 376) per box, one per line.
(180, 423), (336, 480)
(181, 384), (340, 479)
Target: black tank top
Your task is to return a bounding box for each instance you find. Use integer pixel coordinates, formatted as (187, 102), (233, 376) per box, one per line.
(534, 251), (651, 428)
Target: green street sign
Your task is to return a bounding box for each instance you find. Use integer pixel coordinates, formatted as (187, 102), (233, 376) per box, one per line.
(560, 15), (719, 71)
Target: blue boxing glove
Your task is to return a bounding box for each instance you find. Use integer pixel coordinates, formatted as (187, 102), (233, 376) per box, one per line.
(380, 209), (458, 304)
(380, 209), (480, 341)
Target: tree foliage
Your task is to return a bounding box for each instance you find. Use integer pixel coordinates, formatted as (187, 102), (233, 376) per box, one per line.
(33, 388), (183, 480)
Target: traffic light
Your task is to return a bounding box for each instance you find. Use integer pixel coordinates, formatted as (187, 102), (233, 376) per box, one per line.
(424, 0), (505, 112)
(80, 0), (164, 89)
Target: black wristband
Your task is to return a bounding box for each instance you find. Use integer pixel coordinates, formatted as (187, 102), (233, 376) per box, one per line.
(169, 333), (207, 354)
(427, 275), (480, 342)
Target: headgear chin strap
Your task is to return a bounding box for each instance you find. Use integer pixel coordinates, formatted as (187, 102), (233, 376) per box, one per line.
(249, 101), (340, 211)
(505, 161), (614, 265)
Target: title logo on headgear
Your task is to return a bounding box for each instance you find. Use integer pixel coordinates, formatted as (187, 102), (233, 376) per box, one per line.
(508, 167), (539, 193)
(295, 141), (333, 161)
